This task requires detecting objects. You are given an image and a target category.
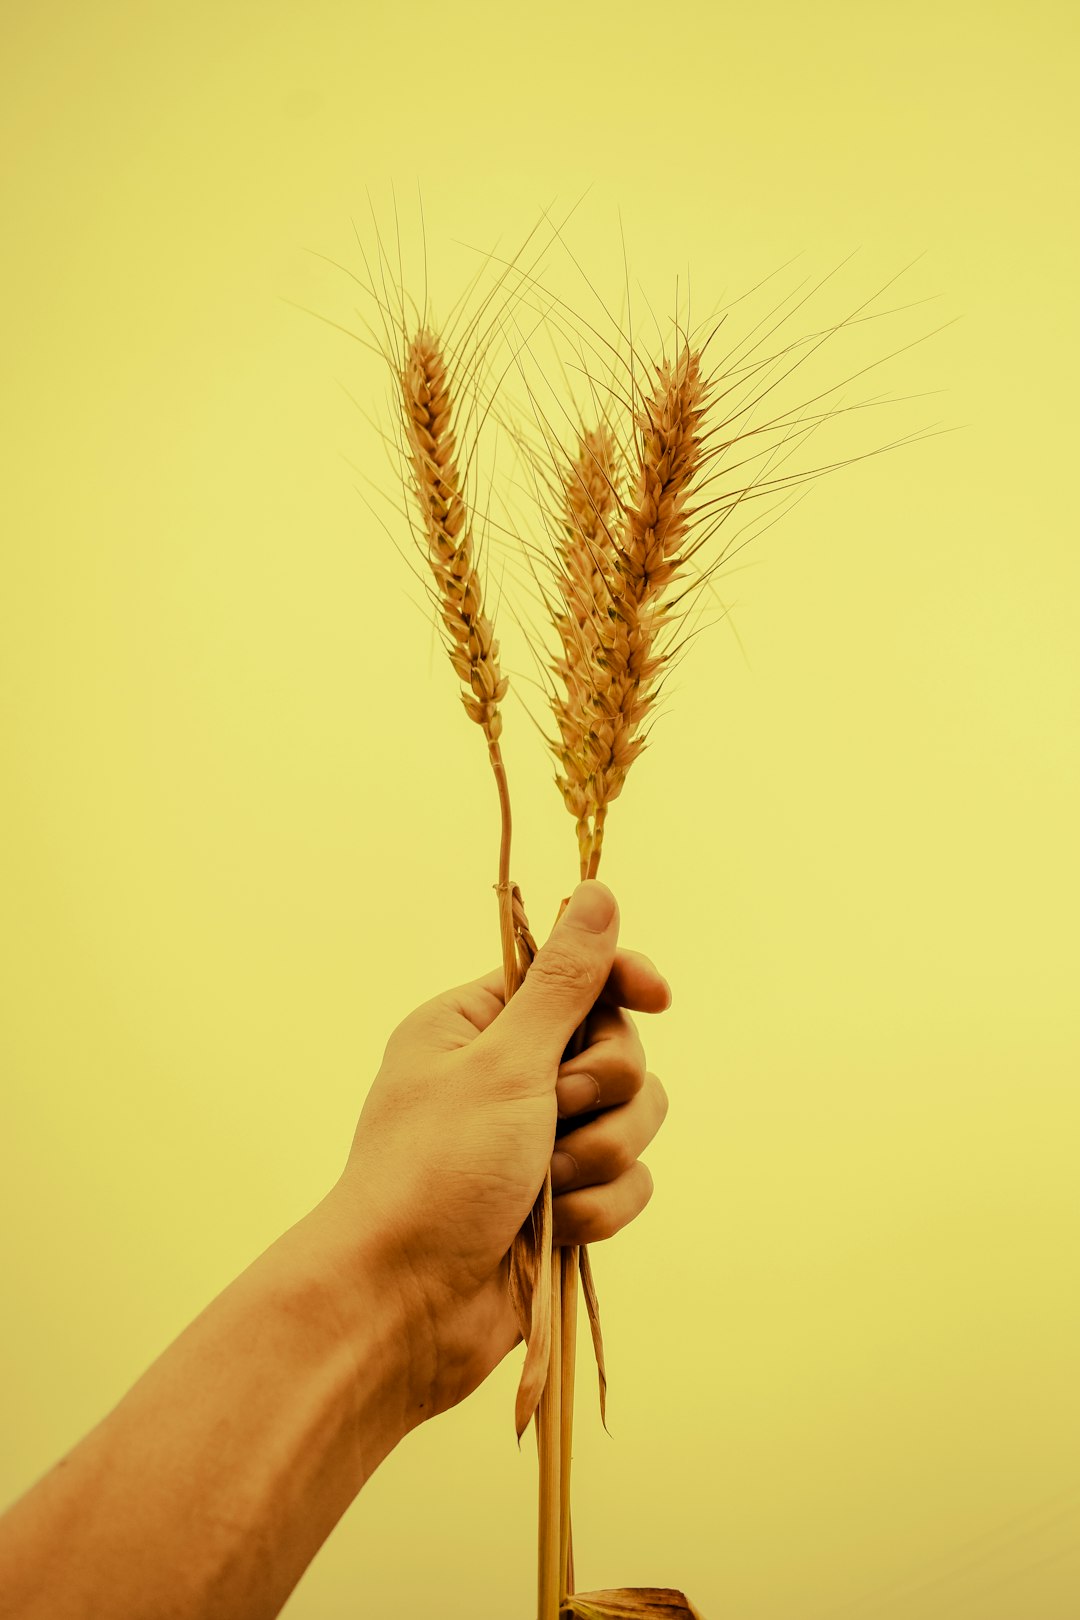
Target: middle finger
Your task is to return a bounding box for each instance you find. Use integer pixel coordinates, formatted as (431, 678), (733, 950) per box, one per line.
(555, 1002), (647, 1120)
(551, 1071), (669, 1193)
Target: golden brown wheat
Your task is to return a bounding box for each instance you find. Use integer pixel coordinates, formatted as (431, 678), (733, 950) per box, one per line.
(550, 424), (622, 877)
(549, 347), (708, 878)
(400, 329), (509, 741)
(539, 351), (711, 1609)
(398, 325), (555, 1473)
(594, 346), (707, 819)
(395, 313), (713, 1620)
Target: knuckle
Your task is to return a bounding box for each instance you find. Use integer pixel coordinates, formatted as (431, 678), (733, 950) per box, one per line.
(562, 1159), (656, 1246)
(650, 1072), (669, 1119)
(626, 1017), (647, 1071)
(607, 1135), (637, 1178)
(466, 1035), (536, 1097)
(566, 1208), (588, 1244)
(531, 945), (593, 995)
(608, 1020), (646, 1096)
(455, 1038), (501, 1087)
(623, 1055), (646, 1096)
(573, 1198), (606, 1245)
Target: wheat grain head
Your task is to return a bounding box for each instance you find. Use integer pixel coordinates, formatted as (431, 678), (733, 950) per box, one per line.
(548, 346), (709, 875)
(400, 328), (510, 742)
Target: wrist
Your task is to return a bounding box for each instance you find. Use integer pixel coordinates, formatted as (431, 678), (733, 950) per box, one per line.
(303, 1180), (439, 1433)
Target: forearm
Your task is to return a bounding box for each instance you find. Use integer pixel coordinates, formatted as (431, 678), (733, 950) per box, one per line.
(0, 1190), (422, 1620)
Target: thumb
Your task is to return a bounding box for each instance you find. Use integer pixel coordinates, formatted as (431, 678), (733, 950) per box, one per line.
(484, 881), (619, 1073)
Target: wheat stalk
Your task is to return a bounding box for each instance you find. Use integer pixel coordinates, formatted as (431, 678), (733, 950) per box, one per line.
(538, 345), (710, 1616)
(398, 328), (559, 1469)
(394, 310), (847, 1618)
(380, 227), (935, 1620)
(399, 326), (523, 984)
(397, 284), (865, 1620)
(399, 320), (718, 1620)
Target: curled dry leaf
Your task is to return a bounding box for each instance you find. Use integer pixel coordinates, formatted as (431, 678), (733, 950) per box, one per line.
(562, 1589), (705, 1619)
(577, 1242), (608, 1433)
(511, 1169), (554, 1443)
(511, 881), (539, 994)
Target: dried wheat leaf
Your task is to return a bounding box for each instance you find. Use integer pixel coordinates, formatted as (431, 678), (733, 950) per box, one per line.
(507, 1224), (537, 1344)
(512, 881), (539, 977)
(562, 1589), (705, 1619)
(513, 1169), (554, 1441)
(578, 1243), (609, 1433)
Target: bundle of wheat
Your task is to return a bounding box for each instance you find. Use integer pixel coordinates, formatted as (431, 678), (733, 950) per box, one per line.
(383, 234), (934, 1618)
(396, 316), (713, 1619)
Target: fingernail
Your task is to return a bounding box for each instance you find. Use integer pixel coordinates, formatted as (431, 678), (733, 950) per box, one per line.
(556, 1072), (601, 1118)
(550, 1149), (578, 1191)
(563, 881), (616, 933)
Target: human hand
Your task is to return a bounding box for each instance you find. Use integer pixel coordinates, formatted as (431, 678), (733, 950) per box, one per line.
(331, 881), (671, 1423)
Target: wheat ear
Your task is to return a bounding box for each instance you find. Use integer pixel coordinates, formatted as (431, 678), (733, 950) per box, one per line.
(399, 325), (523, 994)
(556, 347), (708, 876)
(540, 350), (709, 1613)
(551, 424), (622, 878)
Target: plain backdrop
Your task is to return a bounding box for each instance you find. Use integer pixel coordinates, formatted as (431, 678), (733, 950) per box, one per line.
(1, 2), (1078, 1616)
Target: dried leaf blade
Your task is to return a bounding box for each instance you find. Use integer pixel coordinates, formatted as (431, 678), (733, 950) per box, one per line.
(562, 1588), (706, 1619)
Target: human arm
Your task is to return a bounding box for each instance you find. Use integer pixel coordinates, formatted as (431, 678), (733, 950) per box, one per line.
(0, 881), (671, 1618)
(0, 1195), (419, 1620)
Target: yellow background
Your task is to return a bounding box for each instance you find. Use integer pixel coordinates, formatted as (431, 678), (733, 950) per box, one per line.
(2, 3), (1078, 1616)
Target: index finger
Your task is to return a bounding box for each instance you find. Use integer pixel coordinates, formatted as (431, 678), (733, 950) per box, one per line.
(473, 946), (671, 1021)
(597, 948), (672, 1014)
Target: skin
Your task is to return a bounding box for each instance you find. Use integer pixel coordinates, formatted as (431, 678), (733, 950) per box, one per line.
(0, 881), (670, 1619)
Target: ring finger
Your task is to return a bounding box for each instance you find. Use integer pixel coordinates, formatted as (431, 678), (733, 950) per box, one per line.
(552, 1160), (656, 1247)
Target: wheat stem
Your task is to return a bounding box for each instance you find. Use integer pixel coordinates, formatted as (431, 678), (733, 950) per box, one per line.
(488, 737), (520, 1004)
(560, 1243), (579, 1598)
(584, 805), (607, 880)
(542, 356), (707, 1612)
(538, 1238), (562, 1619)
(399, 329), (555, 1465)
